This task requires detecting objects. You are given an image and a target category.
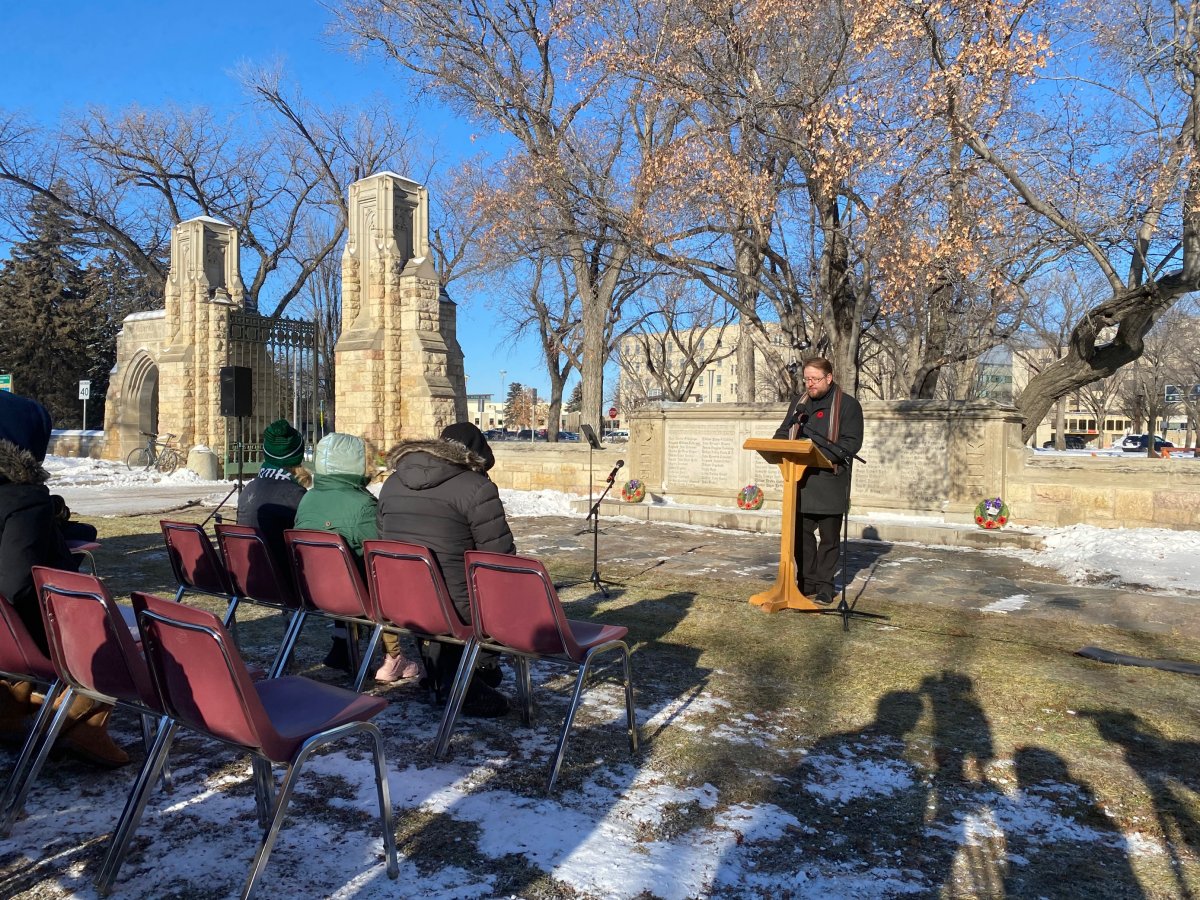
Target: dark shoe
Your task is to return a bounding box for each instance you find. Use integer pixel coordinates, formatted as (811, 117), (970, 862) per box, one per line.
(814, 590), (834, 606)
(476, 661), (503, 688)
(462, 684), (510, 719)
(323, 638), (352, 673)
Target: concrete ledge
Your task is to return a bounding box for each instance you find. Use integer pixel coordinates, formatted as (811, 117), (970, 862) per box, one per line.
(571, 498), (1045, 551)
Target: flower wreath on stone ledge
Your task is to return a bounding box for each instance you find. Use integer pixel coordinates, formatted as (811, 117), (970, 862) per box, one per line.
(737, 484), (765, 510)
(620, 479), (646, 503)
(974, 496), (1011, 529)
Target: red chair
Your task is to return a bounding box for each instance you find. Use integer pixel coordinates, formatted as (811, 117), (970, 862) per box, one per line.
(437, 550), (639, 792)
(215, 524), (305, 676)
(66, 537), (102, 575)
(0, 592), (67, 837)
(281, 529), (382, 690)
(159, 520), (235, 618)
(106, 591), (398, 899)
(3, 568), (170, 838)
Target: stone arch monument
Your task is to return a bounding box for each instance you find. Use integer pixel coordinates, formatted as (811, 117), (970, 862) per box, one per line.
(103, 172), (466, 467)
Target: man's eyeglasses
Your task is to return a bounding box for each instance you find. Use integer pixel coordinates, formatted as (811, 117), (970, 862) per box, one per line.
(803, 375), (830, 384)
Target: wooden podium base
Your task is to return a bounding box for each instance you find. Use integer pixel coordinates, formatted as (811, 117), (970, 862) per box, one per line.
(749, 579), (822, 613)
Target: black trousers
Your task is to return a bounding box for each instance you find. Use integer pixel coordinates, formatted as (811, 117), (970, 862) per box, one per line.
(794, 512), (843, 598)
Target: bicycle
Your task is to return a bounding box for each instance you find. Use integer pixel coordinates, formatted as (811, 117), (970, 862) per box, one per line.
(125, 431), (181, 475)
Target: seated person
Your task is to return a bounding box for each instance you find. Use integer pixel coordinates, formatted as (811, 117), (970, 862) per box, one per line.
(295, 432), (420, 681)
(377, 422), (514, 717)
(0, 392), (128, 766)
(237, 418), (309, 572)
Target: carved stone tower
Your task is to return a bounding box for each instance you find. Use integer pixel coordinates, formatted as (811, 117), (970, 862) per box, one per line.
(335, 172), (466, 452)
(156, 216), (246, 452)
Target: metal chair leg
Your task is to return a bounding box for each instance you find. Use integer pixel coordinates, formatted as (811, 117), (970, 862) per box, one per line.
(434, 639), (481, 758)
(546, 661), (592, 793)
(269, 611), (307, 679)
(513, 656), (534, 726)
(366, 725), (399, 879)
(95, 718), (177, 896)
(267, 610), (303, 677)
(139, 712), (173, 792)
(0, 679), (65, 836)
(0, 685), (77, 835)
(352, 625), (384, 693)
(620, 644), (639, 753)
(251, 757), (275, 831)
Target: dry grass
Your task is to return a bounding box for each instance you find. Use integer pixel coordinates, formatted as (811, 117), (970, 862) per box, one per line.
(4, 510), (1198, 899)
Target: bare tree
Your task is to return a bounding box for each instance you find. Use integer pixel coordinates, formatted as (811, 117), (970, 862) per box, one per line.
(334, 0), (679, 435)
(0, 72), (414, 319)
(616, 278), (736, 403)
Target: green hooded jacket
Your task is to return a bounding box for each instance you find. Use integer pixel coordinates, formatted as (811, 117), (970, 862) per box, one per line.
(293, 433), (377, 555)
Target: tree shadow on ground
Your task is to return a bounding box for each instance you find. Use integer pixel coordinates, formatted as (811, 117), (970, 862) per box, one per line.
(1084, 707), (1200, 898)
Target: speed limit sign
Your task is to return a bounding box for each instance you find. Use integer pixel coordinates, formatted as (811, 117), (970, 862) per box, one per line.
(78, 380), (91, 400)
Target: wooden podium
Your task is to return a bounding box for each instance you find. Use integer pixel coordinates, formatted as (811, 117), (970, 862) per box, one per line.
(744, 437), (833, 613)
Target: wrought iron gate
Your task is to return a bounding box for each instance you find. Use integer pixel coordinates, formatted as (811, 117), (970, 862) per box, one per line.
(225, 310), (320, 475)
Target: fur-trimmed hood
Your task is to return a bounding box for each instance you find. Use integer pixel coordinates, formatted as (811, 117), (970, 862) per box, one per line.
(0, 439), (49, 486)
(385, 439), (488, 491)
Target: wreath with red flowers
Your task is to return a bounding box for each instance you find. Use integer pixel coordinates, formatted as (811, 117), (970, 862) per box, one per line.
(974, 497), (1011, 529)
(737, 484), (765, 510)
(620, 479), (646, 503)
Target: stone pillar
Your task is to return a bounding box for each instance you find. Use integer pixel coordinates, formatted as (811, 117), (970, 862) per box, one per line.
(157, 216), (246, 452)
(335, 172), (466, 455)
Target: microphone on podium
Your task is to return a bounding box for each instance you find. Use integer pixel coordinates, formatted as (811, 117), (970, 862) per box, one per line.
(606, 459), (625, 484)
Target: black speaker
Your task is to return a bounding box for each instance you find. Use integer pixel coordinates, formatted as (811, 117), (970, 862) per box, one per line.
(219, 366), (252, 418)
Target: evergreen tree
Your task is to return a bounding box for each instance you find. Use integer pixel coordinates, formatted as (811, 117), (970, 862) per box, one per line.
(566, 382), (583, 413)
(0, 196), (96, 427)
(504, 382), (525, 432)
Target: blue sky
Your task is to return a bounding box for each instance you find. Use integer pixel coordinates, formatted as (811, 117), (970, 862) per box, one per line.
(0, 1), (552, 401)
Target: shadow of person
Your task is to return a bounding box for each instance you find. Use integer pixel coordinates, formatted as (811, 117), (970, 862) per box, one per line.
(696, 690), (932, 894)
(1085, 708), (1200, 896)
(1004, 745), (1146, 898)
(920, 670), (1006, 895)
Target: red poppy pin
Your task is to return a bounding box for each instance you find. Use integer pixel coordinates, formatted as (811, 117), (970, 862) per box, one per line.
(816, 410), (825, 419)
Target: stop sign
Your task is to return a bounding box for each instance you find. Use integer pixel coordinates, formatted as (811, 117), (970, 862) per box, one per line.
(608, 407), (618, 419)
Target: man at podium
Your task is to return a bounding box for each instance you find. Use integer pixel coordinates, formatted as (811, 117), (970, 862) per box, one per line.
(773, 357), (864, 604)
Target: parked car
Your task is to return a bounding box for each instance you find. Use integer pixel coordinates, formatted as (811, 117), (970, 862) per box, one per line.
(484, 429), (508, 441)
(556, 431), (581, 441)
(1120, 434), (1174, 452)
(607, 429), (629, 442)
(1042, 435), (1089, 449)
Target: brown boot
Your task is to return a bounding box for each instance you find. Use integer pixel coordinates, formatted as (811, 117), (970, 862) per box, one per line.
(59, 696), (131, 768)
(0, 679), (35, 738)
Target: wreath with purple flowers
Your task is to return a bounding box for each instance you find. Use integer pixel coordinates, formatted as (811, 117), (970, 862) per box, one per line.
(974, 497), (1011, 529)
(620, 479), (646, 503)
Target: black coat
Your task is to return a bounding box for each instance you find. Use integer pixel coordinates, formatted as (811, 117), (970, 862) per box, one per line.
(377, 439), (515, 619)
(237, 467), (307, 572)
(0, 439), (74, 653)
(774, 384), (864, 515)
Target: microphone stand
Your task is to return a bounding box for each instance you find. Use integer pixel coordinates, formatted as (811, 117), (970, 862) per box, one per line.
(795, 419), (886, 631)
(202, 415), (247, 530)
(586, 473), (620, 597)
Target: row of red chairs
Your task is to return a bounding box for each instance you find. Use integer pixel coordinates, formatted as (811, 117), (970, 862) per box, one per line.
(0, 567), (397, 899)
(160, 520), (640, 791)
(0, 521), (639, 895)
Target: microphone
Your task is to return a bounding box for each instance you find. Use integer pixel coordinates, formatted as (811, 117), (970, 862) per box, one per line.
(606, 459), (624, 484)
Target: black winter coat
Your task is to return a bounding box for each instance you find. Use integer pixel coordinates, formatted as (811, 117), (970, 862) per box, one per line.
(0, 439), (74, 653)
(377, 439), (515, 619)
(237, 467), (307, 571)
(773, 384), (864, 515)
